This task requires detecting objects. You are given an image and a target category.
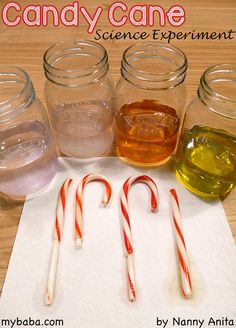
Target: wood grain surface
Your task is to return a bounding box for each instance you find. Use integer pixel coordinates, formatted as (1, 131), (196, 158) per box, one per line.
(0, 0), (236, 294)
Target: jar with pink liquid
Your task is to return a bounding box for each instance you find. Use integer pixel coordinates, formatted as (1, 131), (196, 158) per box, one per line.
(0, 67), (58, 199)
(43, 40), (115, 158)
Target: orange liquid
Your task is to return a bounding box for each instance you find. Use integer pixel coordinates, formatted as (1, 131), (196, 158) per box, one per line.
(115, 100), (180, 166)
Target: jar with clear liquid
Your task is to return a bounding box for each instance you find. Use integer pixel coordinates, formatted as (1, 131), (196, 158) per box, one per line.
(115, 42), (187, 167)
(176, 64), (236, 198)
(43, 40), (115, 158)
(0, 67), (58, 198)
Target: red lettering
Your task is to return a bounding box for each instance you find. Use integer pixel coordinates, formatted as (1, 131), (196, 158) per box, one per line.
(108, 2), (128, 27)
(23, 5), (40, 26)
(2, 2), (21, 27)
(167, 6), (185, 27)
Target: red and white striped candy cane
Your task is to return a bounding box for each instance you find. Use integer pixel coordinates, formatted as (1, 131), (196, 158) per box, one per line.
(45, 178), (73, 305)
(169, 188), (192, 298)
(120, 175), (158, 301)
(75, 174), (112, 250)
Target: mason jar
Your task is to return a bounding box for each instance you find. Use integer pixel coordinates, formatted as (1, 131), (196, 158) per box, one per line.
(115, 42), (187, 167)
(176, 64), (236, 198)
(0, 66), (58, 198)
(43, 40), (115, 158)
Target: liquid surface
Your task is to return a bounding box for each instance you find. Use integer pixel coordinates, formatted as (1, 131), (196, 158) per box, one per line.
(176, 125), (236, 198)
(0, 121), (57, 197)
(53, 100), (114, 158)
(115, 100), (180, 166)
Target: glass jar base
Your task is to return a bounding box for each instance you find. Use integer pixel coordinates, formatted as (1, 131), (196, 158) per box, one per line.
(117, 148), (172, 168)
(0, 171), (57, 201)
(175, 169), (234, 199)
(57, 127), (114, 159)
(25, 173), (58, 200)
(60, 142), (114, 160)
(0, 156), (58, 201)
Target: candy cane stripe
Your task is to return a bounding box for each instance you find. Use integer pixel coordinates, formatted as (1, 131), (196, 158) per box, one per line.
(128, 275), (136, 300)
(76, 192), (83, 212)
(60, 187), (66, 210)
(121, 201), (131, 228)
(171, 188), (180, 209)
(173, 216), (186, 249)
(55, 216), (61, 242)
(75, 220), (82, 239)
(123, 230), (133, 254)
(178, 249), (189, 276)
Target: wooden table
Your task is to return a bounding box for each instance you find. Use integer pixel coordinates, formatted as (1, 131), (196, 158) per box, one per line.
(0, 0), (236, 294)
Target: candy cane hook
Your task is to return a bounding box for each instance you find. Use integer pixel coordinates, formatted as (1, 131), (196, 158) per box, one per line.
(75, 174), (112, 250)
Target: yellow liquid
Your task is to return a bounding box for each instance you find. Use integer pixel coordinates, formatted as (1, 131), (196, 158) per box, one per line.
(176, 125), (236, 198)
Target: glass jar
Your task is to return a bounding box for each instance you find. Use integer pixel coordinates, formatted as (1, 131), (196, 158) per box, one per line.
(0, 66), (58, 198)
(176, 64), (236, 198)
(115, 42), (187, 167)
(43, 40), (115, 158)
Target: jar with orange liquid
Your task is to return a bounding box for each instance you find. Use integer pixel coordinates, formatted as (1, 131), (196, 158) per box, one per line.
(115, 42), (187, 167)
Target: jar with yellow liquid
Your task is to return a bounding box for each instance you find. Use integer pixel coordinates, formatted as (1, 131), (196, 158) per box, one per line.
(115, 42), (187, 167)
(176, 64), (236, 198)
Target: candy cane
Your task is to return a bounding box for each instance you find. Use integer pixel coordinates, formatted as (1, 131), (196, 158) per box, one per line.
(75, 174), (112, 250)
(45, 178), (73, 305)
(120, 175), (158, 301)
(169, 188), (192, 298)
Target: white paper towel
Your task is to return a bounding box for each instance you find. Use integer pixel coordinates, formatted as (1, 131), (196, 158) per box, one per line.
(0, 157), (236, 328)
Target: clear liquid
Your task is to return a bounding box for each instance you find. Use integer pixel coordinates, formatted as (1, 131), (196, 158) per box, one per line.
(176, 125), (236, 198)
(0, 121), (58, 197)
(53, 100), (114, 158)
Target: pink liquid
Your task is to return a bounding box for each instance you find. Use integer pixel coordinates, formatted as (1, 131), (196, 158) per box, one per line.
(53, 100), (114, 157)
(0, 121), (58, 197)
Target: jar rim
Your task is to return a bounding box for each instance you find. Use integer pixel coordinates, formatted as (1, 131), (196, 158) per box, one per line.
(122, 42), (187, 75)
(201, 64), (236, 103)
(43, 39), (108, 74)
(121, 42), (187, 89)
(199, 63), (236, 119)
